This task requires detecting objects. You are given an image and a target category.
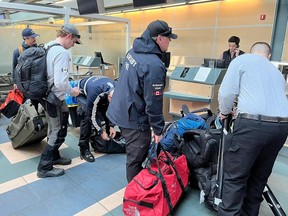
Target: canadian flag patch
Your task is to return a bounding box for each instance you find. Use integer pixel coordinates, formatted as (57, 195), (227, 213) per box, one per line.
(152, 83), (163, 96)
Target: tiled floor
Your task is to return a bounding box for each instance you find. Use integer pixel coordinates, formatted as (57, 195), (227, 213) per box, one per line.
(0, 114), (288, 216)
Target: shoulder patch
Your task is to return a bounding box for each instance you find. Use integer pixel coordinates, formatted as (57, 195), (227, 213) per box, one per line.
(152, 83), (163, 96)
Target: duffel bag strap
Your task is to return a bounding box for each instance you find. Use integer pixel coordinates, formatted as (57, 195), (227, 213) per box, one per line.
(147, 143), (173, 213)
(123, 198), (154, 209)
(158, 143), (185, 191)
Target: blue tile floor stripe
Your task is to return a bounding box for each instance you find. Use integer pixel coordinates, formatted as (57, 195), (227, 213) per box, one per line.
(0, 151), (20, 183)
(0, 153), (127, 216)
(13, 156), (40, 177)
(64, 131), (81, 150)
(0, 184), (42, 215)
(14, 185), (97, 216)
(0, 146), (80, 184)
(0, 115), (11, 144)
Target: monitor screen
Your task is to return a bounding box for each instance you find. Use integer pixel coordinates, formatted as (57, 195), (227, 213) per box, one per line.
(95, 52), (105, 64)
(203, 58), (225, 68)
(0, 14), (6, 19)
(77, 0), (103, 15)
(279, 64), (288, 81)
(133, 0), (166, 7)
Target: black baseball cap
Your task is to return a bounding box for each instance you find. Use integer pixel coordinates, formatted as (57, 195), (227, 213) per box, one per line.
(147, 20), (178, 39)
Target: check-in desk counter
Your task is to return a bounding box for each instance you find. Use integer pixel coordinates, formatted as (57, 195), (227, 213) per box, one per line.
(72, 56), (117, 80)
(164, 66), (226, 118)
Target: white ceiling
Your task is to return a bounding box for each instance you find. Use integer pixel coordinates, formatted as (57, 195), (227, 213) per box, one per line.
(0, 0), (135, 10)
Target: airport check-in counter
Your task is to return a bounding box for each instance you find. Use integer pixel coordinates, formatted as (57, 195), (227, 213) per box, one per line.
(72, 56), (117, 80)
(164, 66), (226, 118)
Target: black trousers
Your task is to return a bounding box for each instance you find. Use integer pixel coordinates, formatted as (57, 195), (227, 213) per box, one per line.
(218, 117), (288, 216)
(120, 128), (151, 183)
(78, 109), (92, 149)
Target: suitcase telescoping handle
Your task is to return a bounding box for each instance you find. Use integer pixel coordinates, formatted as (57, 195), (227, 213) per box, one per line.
(263, 184), (287, 216)
(214, 116), (287, 216)
(214, 114), (232, 206)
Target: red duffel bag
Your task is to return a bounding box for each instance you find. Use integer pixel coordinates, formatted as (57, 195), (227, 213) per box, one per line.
(123, 143), (190, 216)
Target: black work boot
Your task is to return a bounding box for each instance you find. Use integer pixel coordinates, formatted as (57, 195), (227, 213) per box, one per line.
(80, 148), (95, 162)
(37, 145), (65, 178)
(79, 140), (95, 163)
(52, 147), (72, 165)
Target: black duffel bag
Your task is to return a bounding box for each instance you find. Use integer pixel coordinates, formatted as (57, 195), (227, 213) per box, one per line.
(90, 131), (126, 153)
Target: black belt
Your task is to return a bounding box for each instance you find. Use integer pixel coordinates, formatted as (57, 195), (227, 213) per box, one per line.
(238, 113), (288, 123)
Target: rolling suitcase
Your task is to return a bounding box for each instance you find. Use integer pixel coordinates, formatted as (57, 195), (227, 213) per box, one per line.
(6, 100), (48, 149)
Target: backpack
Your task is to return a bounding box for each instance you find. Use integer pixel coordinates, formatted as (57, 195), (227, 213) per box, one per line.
(160, 113), (207, 153)
(179, 129), (220, 211)
(14, 44), (60, 100)
(90, 131), (126, 153)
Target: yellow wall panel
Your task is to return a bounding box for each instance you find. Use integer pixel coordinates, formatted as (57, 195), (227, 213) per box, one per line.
(218, 0), (275, 26)
(172, 3), (218, 28)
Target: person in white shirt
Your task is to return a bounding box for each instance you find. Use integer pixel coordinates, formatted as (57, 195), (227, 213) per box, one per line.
(218, 42), (288, 215)
(37, 24), (82, 178)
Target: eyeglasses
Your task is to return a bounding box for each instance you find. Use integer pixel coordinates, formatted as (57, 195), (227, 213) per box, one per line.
(71, 34), (80, 43)
(160, 27), (172, 37)
(72, 34), (81, 39)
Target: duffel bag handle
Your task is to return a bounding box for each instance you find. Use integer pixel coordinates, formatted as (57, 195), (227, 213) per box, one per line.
(157, 143), (185, 191)
(149, 142), (185, 191)
(148, 142), (173, 213)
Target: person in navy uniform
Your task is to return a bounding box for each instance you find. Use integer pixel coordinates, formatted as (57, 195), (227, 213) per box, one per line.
(106, 20), (177, 182)
(77, 76), (115, 162)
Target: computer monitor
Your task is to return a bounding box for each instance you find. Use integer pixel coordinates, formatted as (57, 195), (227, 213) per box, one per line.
(279, 64), (288, 81)
(95, 52), (105, 64)
(0, 14), (6, 19)
(203, 58), (225, 68)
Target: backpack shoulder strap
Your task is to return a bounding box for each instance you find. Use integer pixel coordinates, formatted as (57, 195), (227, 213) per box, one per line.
(45, 43), (61, 52)
(18, 45), (23, 54)
(44, 43), (61, 95)
(206, 115), (217, 131)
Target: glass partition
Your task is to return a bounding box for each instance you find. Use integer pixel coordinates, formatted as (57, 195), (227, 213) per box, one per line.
(0, 5), (129, 76)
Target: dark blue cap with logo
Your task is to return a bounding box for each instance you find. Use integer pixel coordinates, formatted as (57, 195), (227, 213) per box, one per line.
(22, 27), (40, 38)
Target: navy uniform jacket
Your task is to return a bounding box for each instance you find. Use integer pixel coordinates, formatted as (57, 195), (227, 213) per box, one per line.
(78, 76), (114, 133)
(106, 29), (166, 136)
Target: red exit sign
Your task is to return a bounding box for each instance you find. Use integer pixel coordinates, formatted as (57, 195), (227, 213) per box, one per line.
(260, 14), (266, 20)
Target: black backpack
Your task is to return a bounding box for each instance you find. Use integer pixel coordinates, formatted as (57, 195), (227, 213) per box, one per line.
(173, 108), (221, 211)
(14, 44), (60, 100)
(90, 131), (126, 154)
(177, 129), (219, 211)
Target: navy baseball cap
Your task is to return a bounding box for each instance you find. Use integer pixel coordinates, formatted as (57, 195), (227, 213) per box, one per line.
(22, 27), (39, 38)
(147, 20), (177, 39)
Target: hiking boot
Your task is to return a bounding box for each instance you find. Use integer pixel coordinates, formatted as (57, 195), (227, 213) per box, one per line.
(37, 167), (65, 178)
(80, 149), (95, 163)
(52, 157), (72, 165)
